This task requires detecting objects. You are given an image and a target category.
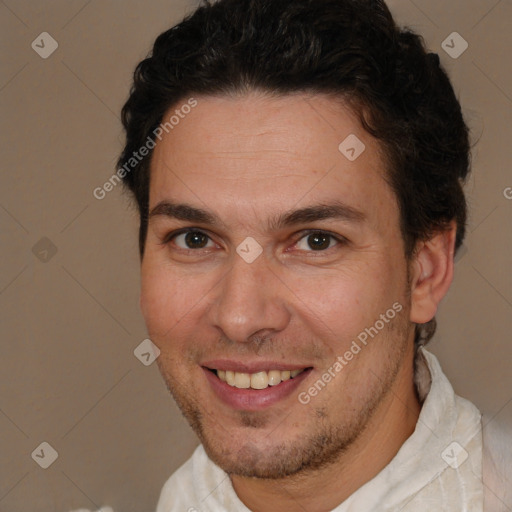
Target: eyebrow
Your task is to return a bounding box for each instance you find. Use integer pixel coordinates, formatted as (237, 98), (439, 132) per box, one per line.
(149, 201), (218, 225)
(148, 200), (366, 230)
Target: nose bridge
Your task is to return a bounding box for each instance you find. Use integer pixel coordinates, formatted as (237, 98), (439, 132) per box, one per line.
(210, 252), (290, 343)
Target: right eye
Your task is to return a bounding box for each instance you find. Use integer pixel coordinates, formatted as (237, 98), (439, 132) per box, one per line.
(169, 230), (216, 250)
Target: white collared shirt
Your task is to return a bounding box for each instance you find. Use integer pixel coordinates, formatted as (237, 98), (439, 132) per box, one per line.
(155, 348), (512, 511)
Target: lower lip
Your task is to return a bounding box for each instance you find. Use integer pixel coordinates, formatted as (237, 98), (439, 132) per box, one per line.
(203, 367), (312, 411)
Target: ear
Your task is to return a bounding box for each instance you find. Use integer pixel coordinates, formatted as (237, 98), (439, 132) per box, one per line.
(409, 221), (457, 324)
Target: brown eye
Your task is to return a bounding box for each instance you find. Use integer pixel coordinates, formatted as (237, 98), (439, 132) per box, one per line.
(172, 231), (214, 249)
(295, 231), (341, 252)
(306, 233), (331, 250)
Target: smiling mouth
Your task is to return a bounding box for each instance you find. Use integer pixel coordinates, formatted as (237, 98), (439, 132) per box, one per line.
(208, 368), (310, 390)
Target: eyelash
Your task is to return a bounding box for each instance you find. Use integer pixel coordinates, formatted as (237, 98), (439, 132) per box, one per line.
(162, 228), (347, 253)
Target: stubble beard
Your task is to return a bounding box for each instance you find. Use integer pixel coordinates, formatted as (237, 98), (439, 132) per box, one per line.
(157, 306), (411, 480)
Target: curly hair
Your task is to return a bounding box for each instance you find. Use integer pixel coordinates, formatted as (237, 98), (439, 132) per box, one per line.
(118, 0), (471, 345)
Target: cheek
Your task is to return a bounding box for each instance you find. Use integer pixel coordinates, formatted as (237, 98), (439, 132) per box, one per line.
(139, 277), (167, 338)
(140, 260), (207, 337)
(290, 259), (403, 338)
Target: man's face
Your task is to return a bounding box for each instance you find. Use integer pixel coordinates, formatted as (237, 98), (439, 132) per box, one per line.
(141, 92), (416, 478)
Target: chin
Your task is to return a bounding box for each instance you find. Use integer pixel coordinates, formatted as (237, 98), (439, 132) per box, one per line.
(198, 417), (359, 479)
(203, 438), (309, 478)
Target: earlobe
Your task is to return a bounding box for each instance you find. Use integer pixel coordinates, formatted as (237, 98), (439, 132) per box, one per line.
(409, 222), (457, 325)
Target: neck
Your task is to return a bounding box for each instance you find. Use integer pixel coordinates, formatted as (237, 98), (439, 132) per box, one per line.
(230, 346), (421, 512)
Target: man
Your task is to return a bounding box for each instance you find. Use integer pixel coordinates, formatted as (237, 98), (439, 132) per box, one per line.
(114, 0), (510, 510)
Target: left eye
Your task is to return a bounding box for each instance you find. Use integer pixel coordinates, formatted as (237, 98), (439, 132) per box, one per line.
(295, 232), (339, 251)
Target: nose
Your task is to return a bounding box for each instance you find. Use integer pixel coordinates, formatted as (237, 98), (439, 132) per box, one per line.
(207, 251), (291, 344)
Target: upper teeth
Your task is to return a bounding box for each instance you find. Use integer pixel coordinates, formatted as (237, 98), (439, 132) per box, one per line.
(216, 369), (304, 389)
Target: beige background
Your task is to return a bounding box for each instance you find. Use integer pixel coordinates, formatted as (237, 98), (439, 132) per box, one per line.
(1, 1), (511, 511)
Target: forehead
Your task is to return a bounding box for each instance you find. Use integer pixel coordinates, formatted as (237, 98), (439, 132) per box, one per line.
(148, 92), (397, 232)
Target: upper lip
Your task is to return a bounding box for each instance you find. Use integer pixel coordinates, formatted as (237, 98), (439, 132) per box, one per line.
(201, 359), (312, 373)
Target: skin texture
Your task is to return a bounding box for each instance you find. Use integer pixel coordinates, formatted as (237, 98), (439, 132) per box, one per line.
(140, 92), (456, 511)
